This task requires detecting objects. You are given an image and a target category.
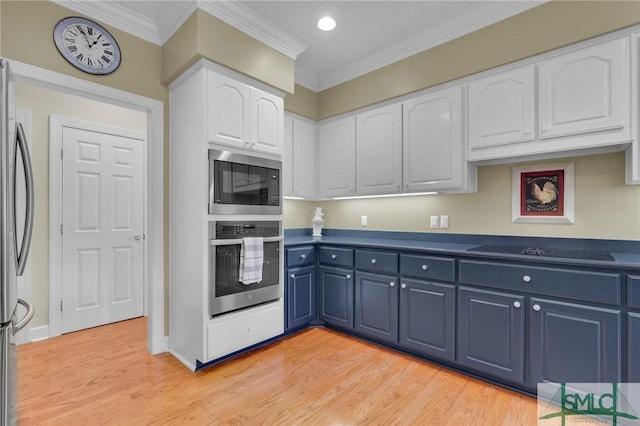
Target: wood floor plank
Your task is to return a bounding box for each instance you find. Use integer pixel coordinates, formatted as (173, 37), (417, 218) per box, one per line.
(18, 318), (538, 425)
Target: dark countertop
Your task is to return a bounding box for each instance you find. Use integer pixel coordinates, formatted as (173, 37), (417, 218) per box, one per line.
(284, 230), (640, 271)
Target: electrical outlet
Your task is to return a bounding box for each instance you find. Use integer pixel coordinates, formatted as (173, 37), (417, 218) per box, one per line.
(440, 215), (449, 229)
(430, 216), (439, 229)
(361, 215), (368, 227)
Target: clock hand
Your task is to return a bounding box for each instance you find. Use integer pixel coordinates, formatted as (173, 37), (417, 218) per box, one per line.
(91, 34), (102, 48)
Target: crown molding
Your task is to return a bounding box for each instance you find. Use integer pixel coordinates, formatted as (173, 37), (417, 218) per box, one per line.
(157, 2), (199, 45)
(313, 0), (548, 92)
(51, 0), (162, 45)
(198, 0), (307, 60)
(294, 67), (319, 92)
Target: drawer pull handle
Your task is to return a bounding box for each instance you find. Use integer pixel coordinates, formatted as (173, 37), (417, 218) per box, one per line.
(533, 304), (541, 312)
(421, 264), (428, 271)
(331, 254), (337, 259)
(290, 274), (295, 278)
(371, 259), (377, 264)
(390, 282), (395, 287)
(513, 301), (521, 308)
(522, 275), (531, 283)
(300, 254), (306, 259)
(401, 283), (407, 289)
(346, 274), (352, 280)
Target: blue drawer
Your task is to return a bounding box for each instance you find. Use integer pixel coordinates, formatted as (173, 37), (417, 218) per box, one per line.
(629, 276), (640, 309)
(355, 250), (398, 274)
(286, 246), (315, 268)
(400, 254), (455, 282)
(319, 246), (354, 268)
(459, 259), (621, 305)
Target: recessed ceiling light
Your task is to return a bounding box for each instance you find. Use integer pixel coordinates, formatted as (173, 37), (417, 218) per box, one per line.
(317, 16), (336, 31)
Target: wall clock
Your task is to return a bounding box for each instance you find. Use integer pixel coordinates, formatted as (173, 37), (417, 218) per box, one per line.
(53, 16), (121, 75)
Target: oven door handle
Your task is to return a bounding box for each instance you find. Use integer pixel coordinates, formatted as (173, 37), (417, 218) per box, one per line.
(210, 236), (284, 246)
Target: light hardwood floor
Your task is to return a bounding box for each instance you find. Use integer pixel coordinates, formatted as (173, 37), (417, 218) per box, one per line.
(18, 318), (538, 425)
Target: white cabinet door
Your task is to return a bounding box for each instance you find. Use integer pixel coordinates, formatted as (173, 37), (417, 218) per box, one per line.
(356, 104), (402, 195)
(292, 118), (317, 198)
(403, 86), (464, 192)
(318, 116), (356, 198)
(207, 71), (251, 148)
(282, 115), (293, 196)
(251, 89), (283, 155)
(467, 66), (535, 150)
(538, 38), (630, 139)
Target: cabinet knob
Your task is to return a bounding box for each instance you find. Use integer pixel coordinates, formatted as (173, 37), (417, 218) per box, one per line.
(533, 304), (541, 312)
(401, 283), (407, 289)
(390, 282), (395, 287)
(513, 301), (521, 308)
(290, 274), (295, 278)
(331, 254), (337, 259)
(371, 259), (377, 264)
(346, 274), (352, 279)
(300, 254), (306, 259)
(421, 264), (428, 271)
(522, 275), (531, 283)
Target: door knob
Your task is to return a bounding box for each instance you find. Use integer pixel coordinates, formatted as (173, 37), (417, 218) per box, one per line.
(300, 254), (306, 259)
(130, 234), (142, 241)
(371, 259), (377, 264)
(331, 254), (337, 259)
(533, 304), (541, 312)
(390, 282), (395, 287)
(513, 301), (521, 308)
(522, 275), (531, 283)
(290, 274), (295, 278)
(421, 265), (428, 271)
(401, 283), (407, 289)
(346, 274), (351, 279)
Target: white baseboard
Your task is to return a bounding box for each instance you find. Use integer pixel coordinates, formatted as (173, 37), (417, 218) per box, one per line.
(28, 325), (50, 343)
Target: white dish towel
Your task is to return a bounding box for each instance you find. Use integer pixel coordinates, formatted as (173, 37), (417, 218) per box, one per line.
(239, 237), (264, 285)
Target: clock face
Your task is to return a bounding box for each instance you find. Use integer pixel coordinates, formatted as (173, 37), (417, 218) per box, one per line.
(53, 17), (121, 75)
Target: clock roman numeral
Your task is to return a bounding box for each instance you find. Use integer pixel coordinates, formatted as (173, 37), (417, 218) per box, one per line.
(76, 53), (84, 62)
(68, 45), (78, 53)
(104, 49), (113, 56)
(76, 25), (86, 35)
(64, 37), (76, 45)
(87, 58), (93, 67)
(87, 26), (93, 36)
(100, 55), (111, 64)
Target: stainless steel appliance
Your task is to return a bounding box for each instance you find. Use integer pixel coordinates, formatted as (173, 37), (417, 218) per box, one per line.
(0, 59), (35, 426)
(209, 220), (282, 317)
(208, 149), (281, 215)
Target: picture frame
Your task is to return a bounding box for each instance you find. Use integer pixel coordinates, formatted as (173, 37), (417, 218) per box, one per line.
(512, 162), (575, 224)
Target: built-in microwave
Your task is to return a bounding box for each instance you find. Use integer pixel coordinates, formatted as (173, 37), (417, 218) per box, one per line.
(208, 149), (281, 215)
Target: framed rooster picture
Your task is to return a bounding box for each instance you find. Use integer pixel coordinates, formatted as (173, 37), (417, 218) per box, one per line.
(512, 162), (575, 224)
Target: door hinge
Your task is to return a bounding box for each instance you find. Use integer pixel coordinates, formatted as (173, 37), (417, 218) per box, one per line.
(60, 301), (63, 311)
(60, 224), (63, 235)
(60, 149), (63, 160)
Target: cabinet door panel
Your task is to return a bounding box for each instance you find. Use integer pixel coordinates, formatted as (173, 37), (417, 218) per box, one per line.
(286, 266), (316, 331)
(403, 86), (463, 192)
(400, 279), (455, 361)
(208, 72), (251, 148)
(467, 66), (535, 149)
(538, 38), (629, 139)
(355, 272), (398, 344)
(318, 117), (356, 198)
(457, 287), (525, 384)
(292, 118), (317, 198)
(282, 115), (293, 196)
(529, 298), (621, 386)
(252, 90), (283, 154)
(356, 104), (402, 195)
(629, 313), (640, 382)
(318, 266), (354, 329)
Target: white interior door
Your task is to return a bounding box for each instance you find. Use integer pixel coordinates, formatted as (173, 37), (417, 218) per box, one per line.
(61, 126), (144, 333)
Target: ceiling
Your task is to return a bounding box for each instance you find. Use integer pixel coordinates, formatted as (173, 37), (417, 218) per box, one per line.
(54, 0), (546, 91)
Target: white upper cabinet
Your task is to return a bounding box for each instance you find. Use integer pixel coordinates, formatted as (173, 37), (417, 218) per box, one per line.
(251, 90), (284, 155)
(207, 72), (251, 148)
(538, 38), (630, 140)
(292, 117), (317, 198)
(282, 115), (293, 196)
(318, 116), (356, 198)
(403, 86), (467, 192)
(355, 104), (402, 195)
(467, 65), (535, 151)
(207, 70), (283, 155)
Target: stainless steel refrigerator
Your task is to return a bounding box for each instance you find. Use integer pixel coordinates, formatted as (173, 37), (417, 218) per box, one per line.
(0, 58), (35, 426)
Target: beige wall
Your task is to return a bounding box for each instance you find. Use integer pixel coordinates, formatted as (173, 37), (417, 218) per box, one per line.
(162, 10), (296, 93)
(16, 83), (147, 327)
(284, 84), (318, 120)
(289, 153), (640, 241)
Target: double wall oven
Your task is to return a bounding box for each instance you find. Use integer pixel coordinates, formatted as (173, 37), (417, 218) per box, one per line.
(208, 149), (283, 317)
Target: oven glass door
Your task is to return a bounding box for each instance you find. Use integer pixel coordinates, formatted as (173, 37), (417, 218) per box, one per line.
(210, 240), (281, 317)
(213, 160), (280, 207)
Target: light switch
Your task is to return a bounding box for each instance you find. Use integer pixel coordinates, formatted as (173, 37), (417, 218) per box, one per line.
(440, 215), (449, 229)
(361, 215), (368, 227)
(430, 216), (439, 229)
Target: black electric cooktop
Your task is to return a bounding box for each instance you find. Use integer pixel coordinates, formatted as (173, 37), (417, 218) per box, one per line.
(467, 245), (615, 262)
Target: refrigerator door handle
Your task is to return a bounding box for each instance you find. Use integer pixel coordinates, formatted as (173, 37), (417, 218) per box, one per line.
(14, 299), (35, 334)
(15, 122), (34, 276)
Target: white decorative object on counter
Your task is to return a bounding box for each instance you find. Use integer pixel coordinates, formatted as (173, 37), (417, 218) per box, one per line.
(312, 207), (325, 236)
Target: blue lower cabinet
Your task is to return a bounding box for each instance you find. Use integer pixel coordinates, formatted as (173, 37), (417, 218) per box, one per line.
(529, 298), (621, 387)
(630, 313), (640, 382)
(457, 286), (525, 384)
(399, 279), (455, 362)
(318, 266), (354, 330)
(286, 265), (316, 331)
(354, 271), (399, 344)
